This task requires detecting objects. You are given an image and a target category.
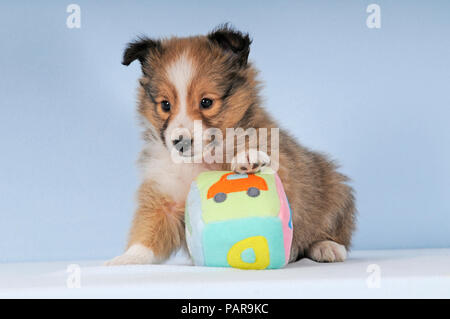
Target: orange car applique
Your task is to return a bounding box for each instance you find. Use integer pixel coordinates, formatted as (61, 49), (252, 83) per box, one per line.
(207, 172), (269, 203)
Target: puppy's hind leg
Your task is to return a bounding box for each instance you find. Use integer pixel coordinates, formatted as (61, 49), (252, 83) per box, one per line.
(306, 240), (347, 263)
(105, 182), (185, 266)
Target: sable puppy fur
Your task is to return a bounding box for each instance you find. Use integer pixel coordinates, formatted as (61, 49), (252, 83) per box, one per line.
(106, 25), (356, 265)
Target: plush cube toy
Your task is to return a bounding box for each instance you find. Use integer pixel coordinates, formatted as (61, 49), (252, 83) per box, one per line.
(185, 169), (293, 270)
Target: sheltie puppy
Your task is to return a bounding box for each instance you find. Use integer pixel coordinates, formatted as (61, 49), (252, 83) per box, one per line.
(106, 25), (356, 266)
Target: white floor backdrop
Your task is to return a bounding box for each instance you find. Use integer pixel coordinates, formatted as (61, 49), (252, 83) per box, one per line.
(1, 249), (449, 298)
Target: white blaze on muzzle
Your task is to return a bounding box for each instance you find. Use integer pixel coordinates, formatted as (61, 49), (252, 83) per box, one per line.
(164, 53), (195, 144)
(164, 52), (197, 159)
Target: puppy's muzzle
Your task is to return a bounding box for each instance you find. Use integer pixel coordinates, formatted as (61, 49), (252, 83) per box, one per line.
(172, 135), (193, 154)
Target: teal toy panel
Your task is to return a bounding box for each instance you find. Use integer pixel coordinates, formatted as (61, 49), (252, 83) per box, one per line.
(203, 217), (286, 269)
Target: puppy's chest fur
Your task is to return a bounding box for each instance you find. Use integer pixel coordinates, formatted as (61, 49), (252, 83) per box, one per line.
(139, 140), (216, 204)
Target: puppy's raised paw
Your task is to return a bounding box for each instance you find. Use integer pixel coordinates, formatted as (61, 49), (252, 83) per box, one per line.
(306, 240), (347, 263)
(231, 149), (270, 174)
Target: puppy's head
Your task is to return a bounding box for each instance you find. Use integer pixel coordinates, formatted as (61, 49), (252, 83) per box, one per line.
(123, 25), (259, 157)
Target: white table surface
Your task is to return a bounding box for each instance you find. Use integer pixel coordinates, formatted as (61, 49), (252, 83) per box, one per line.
(1, 248), (449, 298)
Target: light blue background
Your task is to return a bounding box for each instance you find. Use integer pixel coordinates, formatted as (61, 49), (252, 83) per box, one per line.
(0, 1), (449, 262)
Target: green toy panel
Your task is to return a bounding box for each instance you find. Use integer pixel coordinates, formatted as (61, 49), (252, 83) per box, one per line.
(195, 171), (280, 224)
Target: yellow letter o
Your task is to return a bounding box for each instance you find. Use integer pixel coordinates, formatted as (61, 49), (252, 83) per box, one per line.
(227, 236), (270, 270)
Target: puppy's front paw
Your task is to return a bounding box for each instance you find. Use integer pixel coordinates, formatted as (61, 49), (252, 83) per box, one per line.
(104, 244), (157, 266)
(231, 149), (270, 174)
(306, 240), (347, 263)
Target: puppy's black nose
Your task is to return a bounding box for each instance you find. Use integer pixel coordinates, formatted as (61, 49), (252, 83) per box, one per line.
(172, 135), (193, 153)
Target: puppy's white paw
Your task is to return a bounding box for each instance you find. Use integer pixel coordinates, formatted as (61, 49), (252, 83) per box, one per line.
(104, 244), (157, 266)
(231, 149), (270, 174)
(307, 240), (347, 263)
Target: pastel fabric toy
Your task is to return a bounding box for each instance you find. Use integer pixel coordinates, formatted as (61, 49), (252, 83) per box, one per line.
(185, 169), (293, 270)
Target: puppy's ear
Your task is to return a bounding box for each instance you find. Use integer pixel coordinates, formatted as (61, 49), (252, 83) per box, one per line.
(122, 37), (162, 66)
(208, 24), (251, 67)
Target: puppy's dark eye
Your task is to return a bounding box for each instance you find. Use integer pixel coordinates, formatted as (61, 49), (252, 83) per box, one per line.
(161, 100), (171, 112)
(200, 98), (213, 109)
